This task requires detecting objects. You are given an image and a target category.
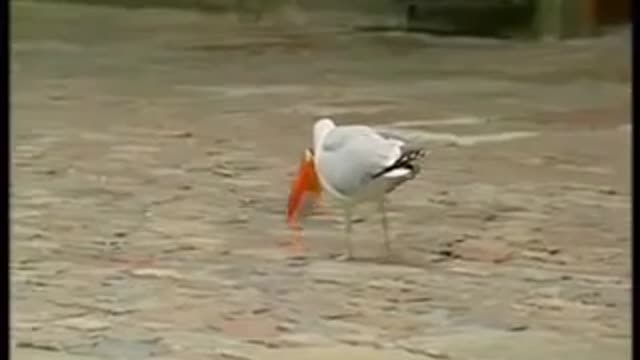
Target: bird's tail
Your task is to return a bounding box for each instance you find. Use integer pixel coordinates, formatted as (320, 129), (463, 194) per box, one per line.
(372, 146), (429, 179)
(395, 146), (427, 167)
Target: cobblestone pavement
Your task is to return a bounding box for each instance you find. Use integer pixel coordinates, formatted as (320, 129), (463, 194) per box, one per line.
(11, 1), (631, 359)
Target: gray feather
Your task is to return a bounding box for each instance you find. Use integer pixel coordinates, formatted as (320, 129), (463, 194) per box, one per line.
(317, 125), (419, 198)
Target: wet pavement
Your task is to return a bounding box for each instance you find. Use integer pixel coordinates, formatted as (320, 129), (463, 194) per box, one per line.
(11, 1), (631, 359)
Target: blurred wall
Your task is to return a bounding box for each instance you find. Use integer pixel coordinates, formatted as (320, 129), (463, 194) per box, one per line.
(22, 0), (628, 38)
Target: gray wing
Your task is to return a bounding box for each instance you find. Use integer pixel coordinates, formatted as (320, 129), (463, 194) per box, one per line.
(316, 125), (403, 197)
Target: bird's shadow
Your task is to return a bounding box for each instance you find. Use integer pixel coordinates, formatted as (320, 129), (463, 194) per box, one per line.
(326, 251), (427, 268)
(281, 247), (434, 270)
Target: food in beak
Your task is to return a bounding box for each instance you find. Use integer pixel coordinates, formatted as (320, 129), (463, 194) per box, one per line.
(287, 148), (322, 226)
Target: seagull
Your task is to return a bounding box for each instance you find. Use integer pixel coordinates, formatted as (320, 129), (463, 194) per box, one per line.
(287, 118), (427, 260)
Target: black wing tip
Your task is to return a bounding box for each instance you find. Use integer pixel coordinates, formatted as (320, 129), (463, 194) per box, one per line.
(396, 148), (427, 164)
(372, 148), (429, 179)
(405, 148), (426, 160)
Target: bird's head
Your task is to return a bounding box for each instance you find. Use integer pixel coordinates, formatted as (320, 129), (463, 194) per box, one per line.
(287, 148), (322, 226)
(313, 118), (335, 154)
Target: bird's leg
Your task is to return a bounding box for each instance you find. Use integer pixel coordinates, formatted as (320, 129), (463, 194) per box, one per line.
(337, 207), (354, 261)
(379, 200), (391, 259)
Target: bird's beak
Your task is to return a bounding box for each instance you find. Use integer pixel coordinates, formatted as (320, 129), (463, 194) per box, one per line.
(287, 148), (322, 226)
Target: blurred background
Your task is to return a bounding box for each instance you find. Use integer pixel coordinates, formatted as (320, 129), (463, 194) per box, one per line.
(11, 1), (630, 360)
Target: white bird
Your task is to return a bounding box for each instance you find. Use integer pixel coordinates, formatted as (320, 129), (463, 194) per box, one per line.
(287, 118), (427, 260)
